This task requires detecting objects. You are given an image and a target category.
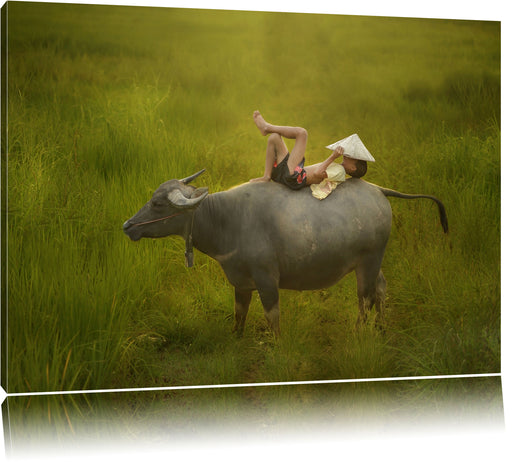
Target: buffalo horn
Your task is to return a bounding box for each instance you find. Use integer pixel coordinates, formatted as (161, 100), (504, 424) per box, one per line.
(167, 188), (208, 209)
(180, 169), (206, 184)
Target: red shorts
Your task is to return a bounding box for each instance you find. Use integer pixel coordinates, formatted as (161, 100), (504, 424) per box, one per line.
(271, 153), (308, 190)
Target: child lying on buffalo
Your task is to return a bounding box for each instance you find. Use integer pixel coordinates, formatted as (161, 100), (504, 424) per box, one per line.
(250, 111), (372, 190)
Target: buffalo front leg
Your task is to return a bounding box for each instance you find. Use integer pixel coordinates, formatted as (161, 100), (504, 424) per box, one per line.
(233, 289), (252, 336)
(256, 285), (280, 337)
(357, 295), (374, 326)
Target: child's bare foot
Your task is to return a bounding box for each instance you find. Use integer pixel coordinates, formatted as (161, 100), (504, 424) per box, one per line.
(253, 110), (269, 136)
(250, 176), (271, 183)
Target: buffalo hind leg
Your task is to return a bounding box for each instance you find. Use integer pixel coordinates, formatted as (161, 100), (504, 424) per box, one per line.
(374, 271), (387, 329)
(355, 255), (385, 328)
(233, 289), (252, 336)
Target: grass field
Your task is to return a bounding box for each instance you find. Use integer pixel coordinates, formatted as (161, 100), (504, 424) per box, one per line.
(4, 0), (500, 411)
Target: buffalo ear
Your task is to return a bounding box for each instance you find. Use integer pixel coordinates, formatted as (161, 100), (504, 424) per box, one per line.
(180, 169), (206, 184)
(191, 187), (208, 198)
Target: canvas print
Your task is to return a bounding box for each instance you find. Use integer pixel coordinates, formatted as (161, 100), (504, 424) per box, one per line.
(0, 0), (502, 457)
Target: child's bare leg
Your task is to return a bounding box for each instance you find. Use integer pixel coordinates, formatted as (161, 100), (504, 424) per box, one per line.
(253, 111), (308, 175)
(304, 148), (343, 185)
(250, 133), (288, 182)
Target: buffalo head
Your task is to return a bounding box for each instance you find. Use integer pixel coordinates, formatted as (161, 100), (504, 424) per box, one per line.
(123, 169), (208, 242)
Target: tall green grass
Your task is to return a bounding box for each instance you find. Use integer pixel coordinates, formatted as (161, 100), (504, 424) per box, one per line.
(5, 2), (500, 397)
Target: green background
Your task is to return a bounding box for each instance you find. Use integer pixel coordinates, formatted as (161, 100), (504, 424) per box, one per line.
(5, 2), (500, 399)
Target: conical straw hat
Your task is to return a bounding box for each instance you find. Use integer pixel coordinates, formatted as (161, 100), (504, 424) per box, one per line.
(326, 134), (375, 162)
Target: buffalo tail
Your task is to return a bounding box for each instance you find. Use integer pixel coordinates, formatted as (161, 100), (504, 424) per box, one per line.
(377, 186), (449, 234)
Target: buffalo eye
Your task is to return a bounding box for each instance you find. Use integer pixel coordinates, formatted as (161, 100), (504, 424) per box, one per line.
(151, 199), (166, 208)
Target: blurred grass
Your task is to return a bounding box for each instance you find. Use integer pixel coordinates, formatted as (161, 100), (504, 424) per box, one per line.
(4, 376), (503, 452)
(5, 2), (500, 399)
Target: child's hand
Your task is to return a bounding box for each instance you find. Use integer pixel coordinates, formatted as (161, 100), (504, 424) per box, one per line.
(333, 146), (344, 158)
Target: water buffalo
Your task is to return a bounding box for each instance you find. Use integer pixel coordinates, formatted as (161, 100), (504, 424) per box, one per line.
(123, 170), (447, 335)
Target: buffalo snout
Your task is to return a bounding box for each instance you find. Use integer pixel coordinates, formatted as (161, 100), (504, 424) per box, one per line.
(123, 219), (142, 241)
